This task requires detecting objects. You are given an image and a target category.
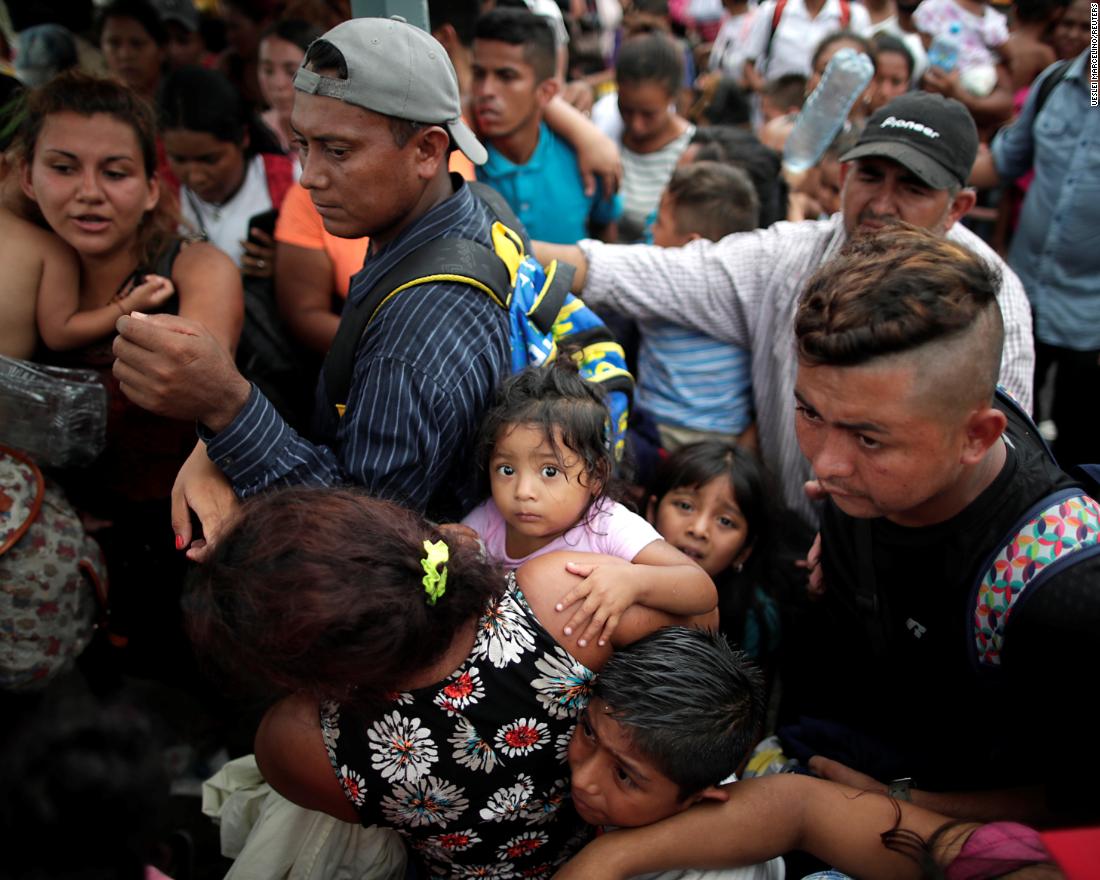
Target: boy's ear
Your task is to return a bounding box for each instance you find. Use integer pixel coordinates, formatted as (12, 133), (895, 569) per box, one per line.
(536, 76), (560, 107)
(685, 784), (730, 808)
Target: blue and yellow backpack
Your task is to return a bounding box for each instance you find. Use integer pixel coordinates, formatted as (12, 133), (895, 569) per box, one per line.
(322, 182), (634, 458)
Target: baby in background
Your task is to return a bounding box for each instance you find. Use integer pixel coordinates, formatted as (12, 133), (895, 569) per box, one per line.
(567, 625), (783, 880)
(641, 161), (759, 453)
(462, 359), (716, 647)
(913, 0), (1009, 95)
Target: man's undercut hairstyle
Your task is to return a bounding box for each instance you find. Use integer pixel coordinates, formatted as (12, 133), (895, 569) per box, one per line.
(475, 8), (557, 83)
(616, 31), (683, 96)
(666, 161), (759, 241)
(302, 37), (424, 148)
(796, 226), (1004, 399)
(595, 627), (765, 801)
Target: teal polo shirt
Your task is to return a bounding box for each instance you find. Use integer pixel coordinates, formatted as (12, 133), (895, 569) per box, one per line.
(476, 122), (622, 245)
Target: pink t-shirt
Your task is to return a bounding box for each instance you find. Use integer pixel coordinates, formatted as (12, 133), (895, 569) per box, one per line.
(462, 497), (662, 568)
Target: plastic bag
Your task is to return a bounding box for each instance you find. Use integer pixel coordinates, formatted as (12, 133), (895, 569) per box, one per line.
(0, 355), (107, 468)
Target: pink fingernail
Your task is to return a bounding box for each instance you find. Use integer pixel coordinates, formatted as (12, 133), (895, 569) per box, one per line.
(564, 627), (572, 635)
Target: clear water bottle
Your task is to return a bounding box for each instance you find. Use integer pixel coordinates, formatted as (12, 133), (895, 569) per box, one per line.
(928, 22), (962, 73)
(0, 356), (107, 468)
(783, 48), (875, 175)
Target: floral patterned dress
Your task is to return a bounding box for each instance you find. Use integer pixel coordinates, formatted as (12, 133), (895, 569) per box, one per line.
(320, 573), (595, 878)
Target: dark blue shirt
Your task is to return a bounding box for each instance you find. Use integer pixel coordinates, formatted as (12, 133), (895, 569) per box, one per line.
(205, 178), (510, 520)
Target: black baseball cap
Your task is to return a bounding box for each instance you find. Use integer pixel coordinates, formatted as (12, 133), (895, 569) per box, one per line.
(839, 92), (978, 190)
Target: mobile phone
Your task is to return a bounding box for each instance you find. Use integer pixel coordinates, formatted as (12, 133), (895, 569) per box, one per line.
(247, 208), (279, 244)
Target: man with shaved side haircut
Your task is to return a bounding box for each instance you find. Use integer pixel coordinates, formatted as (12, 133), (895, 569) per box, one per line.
(780, 226), (1100, 827)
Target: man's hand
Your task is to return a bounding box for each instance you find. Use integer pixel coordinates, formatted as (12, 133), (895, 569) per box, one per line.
(794, 480), (827, 596)
(112, 312), (251, 430)
(561, 78), (596, 114)
(172, 442), (239, 562)
(574, 128), (623, 198)
(808, 755), (889, 795)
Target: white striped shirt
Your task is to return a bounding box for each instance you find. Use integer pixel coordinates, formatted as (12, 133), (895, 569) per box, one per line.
(619, 125), (696, 240)
(579, 215), (1035, 526)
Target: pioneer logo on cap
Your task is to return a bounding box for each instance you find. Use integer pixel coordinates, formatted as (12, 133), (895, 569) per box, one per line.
(880, 116), (941, 139)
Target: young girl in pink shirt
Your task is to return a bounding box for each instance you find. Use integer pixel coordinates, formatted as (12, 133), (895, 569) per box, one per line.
(463, 360), (715, 647)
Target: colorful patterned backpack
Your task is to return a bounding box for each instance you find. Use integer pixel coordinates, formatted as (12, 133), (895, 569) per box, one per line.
(968, 391), (1100, 671)
(0, 445), (108, 691)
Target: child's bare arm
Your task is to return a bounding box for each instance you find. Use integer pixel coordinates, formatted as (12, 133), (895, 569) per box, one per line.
(557, 540), (717, 647)
(553, 775), (958, 880)
(37, 254), (174, 351)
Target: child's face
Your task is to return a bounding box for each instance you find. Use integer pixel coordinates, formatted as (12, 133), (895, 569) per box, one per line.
(490, 423), (598, 558)
(871, 51), (911, 112)
(652, 475), (750, 578)
(651, 194), (693, 248)
(617, 80), (676, 150)
(568, 699), (695, 828)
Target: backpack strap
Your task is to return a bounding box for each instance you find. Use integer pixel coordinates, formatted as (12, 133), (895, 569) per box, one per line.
(971, 489), (1100, 669)
(1032, 58), (1073, 120)
(761, 0), (789, 77)
(322, 237), (511, 415)
(468, 181), (526, 241)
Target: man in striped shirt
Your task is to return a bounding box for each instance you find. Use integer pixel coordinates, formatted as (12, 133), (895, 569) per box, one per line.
(538, 93), (1033, 527)
(113, 17), (510, 554)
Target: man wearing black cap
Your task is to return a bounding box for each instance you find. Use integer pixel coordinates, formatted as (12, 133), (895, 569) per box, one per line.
(112, 17), (511, 553)
(536, 92), (1034, 528)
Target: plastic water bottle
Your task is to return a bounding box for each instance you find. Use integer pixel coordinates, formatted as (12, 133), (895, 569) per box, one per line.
(783, 48), (875, 175)
(928, 22), (962, 73)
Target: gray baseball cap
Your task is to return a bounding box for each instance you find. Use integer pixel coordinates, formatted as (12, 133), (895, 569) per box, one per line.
(293, 16), (487, 166)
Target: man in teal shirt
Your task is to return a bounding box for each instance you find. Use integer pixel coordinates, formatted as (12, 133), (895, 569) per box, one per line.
(472, 7), (620, 244)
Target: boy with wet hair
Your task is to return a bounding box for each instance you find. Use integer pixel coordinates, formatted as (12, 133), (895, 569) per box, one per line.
(569, 626), (782, 878)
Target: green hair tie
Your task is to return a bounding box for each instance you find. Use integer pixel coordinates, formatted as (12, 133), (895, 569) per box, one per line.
(421, 539), (449, 606)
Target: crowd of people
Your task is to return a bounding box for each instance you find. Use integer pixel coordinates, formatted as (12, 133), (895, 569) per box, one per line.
(0, 0), (1097, 878)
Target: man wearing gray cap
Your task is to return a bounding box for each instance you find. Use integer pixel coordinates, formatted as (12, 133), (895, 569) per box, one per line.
(112, 16), (510, 554)
(537, 92), (1034, 529)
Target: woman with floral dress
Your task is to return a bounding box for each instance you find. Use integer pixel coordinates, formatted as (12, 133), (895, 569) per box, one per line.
(185, 488), (716, 878)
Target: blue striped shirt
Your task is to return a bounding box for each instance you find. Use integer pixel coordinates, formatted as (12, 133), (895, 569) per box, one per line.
(636, 322), (754, 435)
(205, 179), (510, 520)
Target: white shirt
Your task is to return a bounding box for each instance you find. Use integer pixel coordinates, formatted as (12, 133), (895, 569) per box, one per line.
(710, 9), (760, 79)
(745, 0), (873, 79)
(578, 215), (1035, 526)
(180, 153), (272, 269)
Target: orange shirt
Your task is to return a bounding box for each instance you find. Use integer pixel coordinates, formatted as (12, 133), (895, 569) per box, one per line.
(273, 150), (476, 298)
